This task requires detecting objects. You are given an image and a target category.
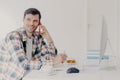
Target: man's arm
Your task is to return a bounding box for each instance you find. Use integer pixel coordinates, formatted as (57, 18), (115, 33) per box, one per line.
(5, 32), (42, 79)
(36, 25), (67, 65)
(35, 25), (57, 58)
(37, 36), (57, 63)
(36, 25), (55, 47)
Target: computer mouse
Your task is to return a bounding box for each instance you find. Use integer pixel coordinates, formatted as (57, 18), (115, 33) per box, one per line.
(66, 67), (80, 73)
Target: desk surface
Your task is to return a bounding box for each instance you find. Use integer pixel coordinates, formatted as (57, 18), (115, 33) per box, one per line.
(23, 63), (120, 80)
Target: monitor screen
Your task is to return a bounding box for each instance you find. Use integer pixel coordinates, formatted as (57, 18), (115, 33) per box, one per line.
(99, 16), (108, 63)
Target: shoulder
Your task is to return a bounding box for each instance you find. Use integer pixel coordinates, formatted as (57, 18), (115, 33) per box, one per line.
(5, 29), (22, 42)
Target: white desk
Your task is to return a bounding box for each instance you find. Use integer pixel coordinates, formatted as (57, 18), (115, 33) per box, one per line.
(23, 63), (120, 80)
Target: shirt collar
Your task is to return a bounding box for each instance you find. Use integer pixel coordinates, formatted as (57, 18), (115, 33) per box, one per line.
(18, 27), (37, 42)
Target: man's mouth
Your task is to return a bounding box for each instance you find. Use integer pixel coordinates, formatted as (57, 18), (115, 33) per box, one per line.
(29, 26), (34, 30)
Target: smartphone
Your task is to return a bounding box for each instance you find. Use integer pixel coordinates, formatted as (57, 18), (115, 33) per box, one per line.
(35, 22), (44, 35)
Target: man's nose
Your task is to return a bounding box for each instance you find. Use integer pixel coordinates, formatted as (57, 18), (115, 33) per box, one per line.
(30, 21), (34, 25)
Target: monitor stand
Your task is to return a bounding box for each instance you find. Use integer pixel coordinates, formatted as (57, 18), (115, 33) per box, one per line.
(99, 38), (118, 71)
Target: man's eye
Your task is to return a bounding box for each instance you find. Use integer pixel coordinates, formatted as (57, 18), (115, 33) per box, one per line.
(27, 18), (30, 21)
(34, 20), (39, 23)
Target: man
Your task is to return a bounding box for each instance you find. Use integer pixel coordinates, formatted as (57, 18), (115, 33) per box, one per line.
(0, 8), (67, 80)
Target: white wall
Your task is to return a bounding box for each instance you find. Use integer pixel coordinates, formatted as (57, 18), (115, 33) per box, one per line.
(0, 0), (87, 59)
(118, 0), (120, 58)
(87, 0), (118, 56)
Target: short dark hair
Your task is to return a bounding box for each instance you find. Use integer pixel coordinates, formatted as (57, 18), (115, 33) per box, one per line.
(24, 8), (41, 21)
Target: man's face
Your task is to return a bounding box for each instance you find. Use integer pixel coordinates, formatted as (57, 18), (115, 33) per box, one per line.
(23, 14), (39, 34)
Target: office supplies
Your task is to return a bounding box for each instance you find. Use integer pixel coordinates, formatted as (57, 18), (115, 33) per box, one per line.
(67, 59), (76, 63)
(66, 67), (79, 73)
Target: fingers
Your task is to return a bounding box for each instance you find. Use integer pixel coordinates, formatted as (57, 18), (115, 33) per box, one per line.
(60, 53), (67, 63)
(61, 54), (67, 61)
(53, 53), (68, 65)
(39, 25), (45, 34)
(53, 54), (63, 64)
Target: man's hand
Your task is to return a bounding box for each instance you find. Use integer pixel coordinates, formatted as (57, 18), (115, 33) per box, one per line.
(35, 25), (54, 45)
(53, 53), (67, 65)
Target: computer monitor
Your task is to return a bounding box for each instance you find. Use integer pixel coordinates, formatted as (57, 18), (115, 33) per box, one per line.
(99, 16), (108, 63)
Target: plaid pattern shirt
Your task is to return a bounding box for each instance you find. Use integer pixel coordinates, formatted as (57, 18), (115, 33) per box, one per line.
(0, 27), (57, 80)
